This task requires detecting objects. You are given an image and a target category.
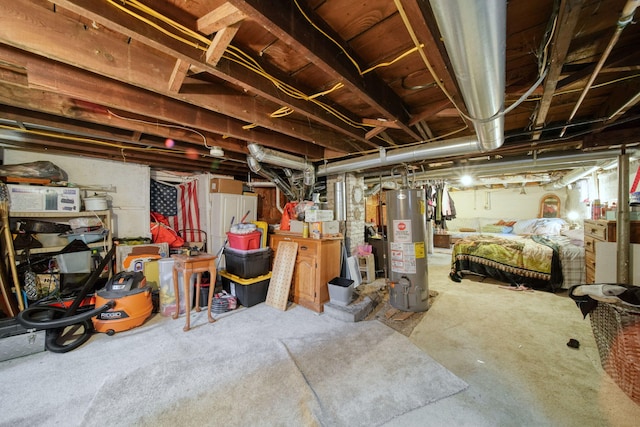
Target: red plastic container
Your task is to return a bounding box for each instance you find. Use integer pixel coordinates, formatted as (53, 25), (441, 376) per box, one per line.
(226, 231), (261, 250)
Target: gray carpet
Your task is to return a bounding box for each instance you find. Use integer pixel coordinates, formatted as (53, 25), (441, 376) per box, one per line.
(0, 303), (467, 426)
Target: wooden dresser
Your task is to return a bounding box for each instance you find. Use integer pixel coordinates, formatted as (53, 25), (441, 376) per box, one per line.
(583, 219), (640, 283)
(269, 234), (341, 313)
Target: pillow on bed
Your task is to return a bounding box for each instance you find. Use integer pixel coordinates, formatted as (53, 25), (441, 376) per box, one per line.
(495, 219), (517, 227)
(512, 218), (567, 235)
(481, 224), (514, 234)
(561, 228), (584, 246)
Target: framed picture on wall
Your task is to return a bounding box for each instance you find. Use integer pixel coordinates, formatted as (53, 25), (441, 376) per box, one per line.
(539, 194), (561, 218)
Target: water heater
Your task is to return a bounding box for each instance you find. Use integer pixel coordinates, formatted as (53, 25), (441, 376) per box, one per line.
(386, 188), (429, 312)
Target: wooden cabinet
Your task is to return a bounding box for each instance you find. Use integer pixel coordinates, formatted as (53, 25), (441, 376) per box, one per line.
(269, 233), (341, 313)
(583, 219), (640, 283)
(433, 233), (451, 248)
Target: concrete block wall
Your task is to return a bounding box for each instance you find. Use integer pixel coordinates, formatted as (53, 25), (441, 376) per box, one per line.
(326, 174), (365, 255)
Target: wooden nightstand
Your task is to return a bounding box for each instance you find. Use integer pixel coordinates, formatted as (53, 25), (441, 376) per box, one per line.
(583, 219), (640, 283)
(433, 233), (452, 248)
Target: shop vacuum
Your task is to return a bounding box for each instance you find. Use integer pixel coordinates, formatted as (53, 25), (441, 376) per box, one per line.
(93, 271), (153, 335)
(18, 247), (153, 353)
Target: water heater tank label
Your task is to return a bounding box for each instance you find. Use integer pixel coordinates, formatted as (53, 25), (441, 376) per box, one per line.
(390, 242), (417, 274)
(392, 219), (412, 243)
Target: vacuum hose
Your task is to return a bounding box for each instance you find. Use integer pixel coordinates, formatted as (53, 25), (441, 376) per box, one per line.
(17, 300), (115, 329)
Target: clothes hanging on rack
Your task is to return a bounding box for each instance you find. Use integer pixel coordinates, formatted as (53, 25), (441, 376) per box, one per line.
(426, 181), (456, 229)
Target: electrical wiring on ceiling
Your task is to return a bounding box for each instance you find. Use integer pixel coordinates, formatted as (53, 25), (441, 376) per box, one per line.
(521, 73), (640, 103)
(393, 0), (557, 127)
(107, 109), (212, 149)
(0, 124), (185, 155)
(104, 0), (422, 136)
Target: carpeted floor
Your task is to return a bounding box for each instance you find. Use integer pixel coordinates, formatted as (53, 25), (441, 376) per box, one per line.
(0, 302), (467, 427)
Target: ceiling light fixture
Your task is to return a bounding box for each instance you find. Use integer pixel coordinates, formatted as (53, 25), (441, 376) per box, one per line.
(209, 146), (224, 157)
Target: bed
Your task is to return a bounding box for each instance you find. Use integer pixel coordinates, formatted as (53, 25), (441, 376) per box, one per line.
(448, 218), (585, 292)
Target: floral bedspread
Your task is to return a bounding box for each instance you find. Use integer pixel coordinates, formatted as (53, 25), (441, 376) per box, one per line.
(451, 234), (563, 290)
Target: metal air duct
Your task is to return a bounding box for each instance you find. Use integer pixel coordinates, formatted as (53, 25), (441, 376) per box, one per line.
(247, 155), (297, 200)
(317, 136), (479, 176)
(363, 150), (630, 184)
(248, 143), (311, 172)
(429, 0), (506, 151)
(543, 164), (609, 190)
(248, 143), (316, 199)
(317, 0), (507, 177)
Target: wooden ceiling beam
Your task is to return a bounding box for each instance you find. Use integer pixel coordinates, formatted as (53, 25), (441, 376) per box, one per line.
(198, 3), (245, 67)
(0, 104), (248, 164)
(47, 0), (371, 147)
(0, 3), (351, 152)
(0, 91), (246, 157)
(205, 23), (241, 66)
(531, 0), (584, 140)
(197, 2), (245, 34)
(168, 59), (190, 92)
(408, 99), (452, 126)
(0, 130), (245, 175)
(226, 0), (422, 141)
(0, 46), (324, 158)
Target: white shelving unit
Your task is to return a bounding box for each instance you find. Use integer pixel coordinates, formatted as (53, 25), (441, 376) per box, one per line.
(10, 210), (112, 255)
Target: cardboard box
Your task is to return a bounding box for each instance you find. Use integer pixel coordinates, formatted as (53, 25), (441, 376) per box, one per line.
(289, 220), (304, 234)
(8, 184), (80, 212)
(210, 178), (243, 194)
(304, 209), (334, 222)
(322, 220), (340, 235)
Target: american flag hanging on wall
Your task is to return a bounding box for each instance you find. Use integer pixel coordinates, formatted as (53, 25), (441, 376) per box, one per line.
(167, 180), (203, 243)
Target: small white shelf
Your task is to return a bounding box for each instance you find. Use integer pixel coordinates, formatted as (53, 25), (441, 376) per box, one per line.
(10, 210), (112, 255)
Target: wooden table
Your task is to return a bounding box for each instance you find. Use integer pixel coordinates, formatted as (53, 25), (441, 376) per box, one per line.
(171, 253), (217, 331)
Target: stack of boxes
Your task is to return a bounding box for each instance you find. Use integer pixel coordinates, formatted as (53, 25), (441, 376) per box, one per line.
(304, 209), (339, 238)
(220, 223), (272, 307)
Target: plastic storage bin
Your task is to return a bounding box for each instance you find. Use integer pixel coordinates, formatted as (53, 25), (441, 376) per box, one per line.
(328, 277), (354, 306)
(226, 231), (261, 250)
(55, 251), (92, 273)
(157, 258), (195, 317)
(223, 247), (272, 279)
(220, 270), (271, 307)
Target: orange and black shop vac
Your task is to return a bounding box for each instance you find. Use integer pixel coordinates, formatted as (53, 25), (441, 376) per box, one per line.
(18, 246), (153, 353)
(93, 271), (153, 335)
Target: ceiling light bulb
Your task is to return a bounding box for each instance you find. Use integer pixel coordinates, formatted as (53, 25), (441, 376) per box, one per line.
(460, 175), (473, 186)
(209, 146), (224, 157)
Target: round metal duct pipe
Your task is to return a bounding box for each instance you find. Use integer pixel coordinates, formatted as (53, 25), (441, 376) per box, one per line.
(248, 143), (311, 172)
(247, 155), (296, 200)
(317, 136), (479, 176)
(429, 0), (506, 151)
